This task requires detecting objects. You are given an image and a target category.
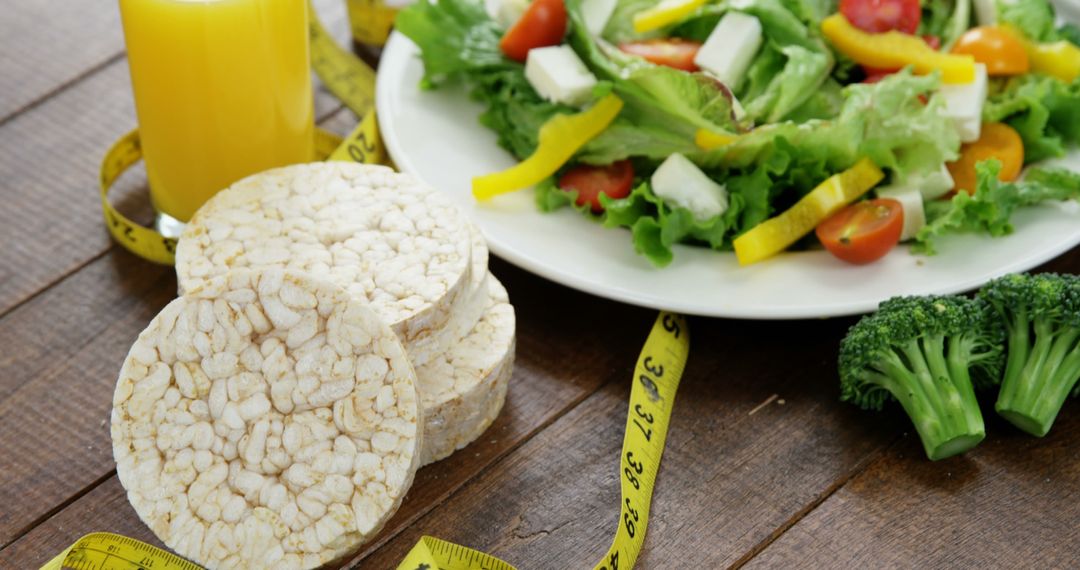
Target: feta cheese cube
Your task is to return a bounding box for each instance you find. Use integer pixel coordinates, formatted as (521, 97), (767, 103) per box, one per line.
(917, 164), (956, 201)
(974, 0), (997, 26)
(581, 0), (617, 36)
(525, 46), (598, 106)
(485, 0), (529, 28)
(651, 153), (729, 221)
(694, 12), (763, 90)
(877, 185), (926, 242)
(940, 63), (988, 143)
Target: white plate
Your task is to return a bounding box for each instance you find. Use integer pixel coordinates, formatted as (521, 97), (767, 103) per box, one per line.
(376, 32), (1080, 319)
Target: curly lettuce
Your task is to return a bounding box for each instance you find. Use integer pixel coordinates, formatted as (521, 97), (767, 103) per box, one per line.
(985, 75), (1080, 164)
(914, 161), (1080, 254)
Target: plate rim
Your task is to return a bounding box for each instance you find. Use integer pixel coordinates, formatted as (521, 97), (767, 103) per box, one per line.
(375, 31), (1080, 320)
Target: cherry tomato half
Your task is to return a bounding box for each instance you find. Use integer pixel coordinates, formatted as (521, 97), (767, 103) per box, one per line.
(618, 39), (703, 71)
(946, 122), (1025, 194)
(558, 160), (635, 213)
(500, 0), (568, 62)
(840, 0), (920, 34)
(816, 198), (904, 264)
(950, 26), (1030, 75)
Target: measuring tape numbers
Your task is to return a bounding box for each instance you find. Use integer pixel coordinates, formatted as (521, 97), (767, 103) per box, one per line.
(40, 532), (201, 570)
(43, 313), (689, 569)
(79, 5), (693, 569)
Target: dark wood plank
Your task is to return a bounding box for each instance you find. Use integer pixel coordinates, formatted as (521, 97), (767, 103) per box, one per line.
(0, 1), (125, 122)
(0, 0), (351, 319)
(0, 257), (644, 561)
(0, 101), (353, 549)
(356, 315), (898, 568)
(744, 252), (1080, 570)
(745, 410), (1080, 569)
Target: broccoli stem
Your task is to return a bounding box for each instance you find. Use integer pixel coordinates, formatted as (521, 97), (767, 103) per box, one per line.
(882, 338), (985, 460)
(997, 326), (1080, 436)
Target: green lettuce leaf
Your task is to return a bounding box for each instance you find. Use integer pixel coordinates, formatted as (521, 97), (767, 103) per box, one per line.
(601, 181), (750, 266)
(395, 0), (508, 86)
(984, 75), (1080, 163)
(742, 43), (831, 123)
(697, 70), (960, 183)
(997, 0), (1058, 42)
(913, 160), (1080, 254)
(397, 0), (572, 159)
(919, 0), (971, 49)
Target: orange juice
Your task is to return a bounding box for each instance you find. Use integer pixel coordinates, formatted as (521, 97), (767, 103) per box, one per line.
(119, 0), (314, 222)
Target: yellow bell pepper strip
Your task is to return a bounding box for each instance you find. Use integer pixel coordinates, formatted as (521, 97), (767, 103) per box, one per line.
(695, 128), (740, 150)
(472, 94), (624, 201)
(733, 158), (884, 265)
(821, 14), (976, 84)
(999, 26), (1080, 82)
(1026, 41), (1080, 82)
(633, 0), (706, 34)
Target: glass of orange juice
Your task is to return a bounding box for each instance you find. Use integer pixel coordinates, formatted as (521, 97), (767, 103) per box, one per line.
(118, 0), (315, 232)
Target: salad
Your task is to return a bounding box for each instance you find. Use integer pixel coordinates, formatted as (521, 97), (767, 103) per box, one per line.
(397, 0), (1080, 267)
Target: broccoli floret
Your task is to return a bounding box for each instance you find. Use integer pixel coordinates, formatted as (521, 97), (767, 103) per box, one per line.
(840, 295), (1004, 460)
(978, 273), (1080, 436)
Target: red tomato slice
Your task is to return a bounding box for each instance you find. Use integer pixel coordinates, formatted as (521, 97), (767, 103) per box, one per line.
(558, 160), (635, 213)
(840, 0), (921, 34)
(500, 0), (568, 62)
(618, 39), (703, 71)
(815, 198), (904, 265)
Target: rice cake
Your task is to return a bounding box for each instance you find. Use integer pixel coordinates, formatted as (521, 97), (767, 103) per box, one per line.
(111, 269), (422, 569)
(408, 225), (491, 368)
(175, 162), (473, 345)
(417, 276), (516, 465)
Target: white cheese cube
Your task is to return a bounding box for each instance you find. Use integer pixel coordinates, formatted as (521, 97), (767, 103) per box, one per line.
(485, 0), (529, 28)
(940, 63), (988, 143)
(651, 153), (729, 221)
(694, 12), (763, 90)
(525, 46), (598, 106)
(581, 0), (617, 36)
(877, 185), (926, 242)
(974, 0), (997, 26)
(917, 164), (955, 201)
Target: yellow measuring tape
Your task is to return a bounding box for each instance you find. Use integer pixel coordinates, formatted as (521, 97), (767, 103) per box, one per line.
(42, 313), (689, 569)
(81, 3), (693, 568)
(99, 4), (383, 266)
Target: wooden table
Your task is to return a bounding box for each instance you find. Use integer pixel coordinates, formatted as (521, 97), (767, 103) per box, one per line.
(3, 2), (1080, 568)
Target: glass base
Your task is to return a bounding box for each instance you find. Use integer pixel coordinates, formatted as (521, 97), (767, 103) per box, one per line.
(155, 211), (187, 239)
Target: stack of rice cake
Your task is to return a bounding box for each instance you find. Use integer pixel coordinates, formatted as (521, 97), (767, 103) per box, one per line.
(111, 163), (515, 569)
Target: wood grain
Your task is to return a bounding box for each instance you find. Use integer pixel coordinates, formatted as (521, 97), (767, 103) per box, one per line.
(0, 99), (355, 550)
(0, 0), (350, 319)
(0, 0), (124, 122)
(0, 258), (649, 564)
(357, 316), (900, 568)
(745, 409), (1080, 569)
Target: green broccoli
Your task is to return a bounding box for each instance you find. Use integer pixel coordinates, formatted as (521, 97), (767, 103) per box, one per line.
(978, 273), (1080, 436)
(840, 295), (1005, 460)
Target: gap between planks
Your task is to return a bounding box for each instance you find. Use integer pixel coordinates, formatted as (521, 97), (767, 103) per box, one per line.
(0, 345), (621, 561)
(729, 434), (903, 569)
(0, 52), (126, 129)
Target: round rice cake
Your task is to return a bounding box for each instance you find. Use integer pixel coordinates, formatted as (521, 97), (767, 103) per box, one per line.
(175, 162), (473, 344)
(111, 269), (422, 569)
(417, 275), (516, 465)
(408, 225), (491, 368)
